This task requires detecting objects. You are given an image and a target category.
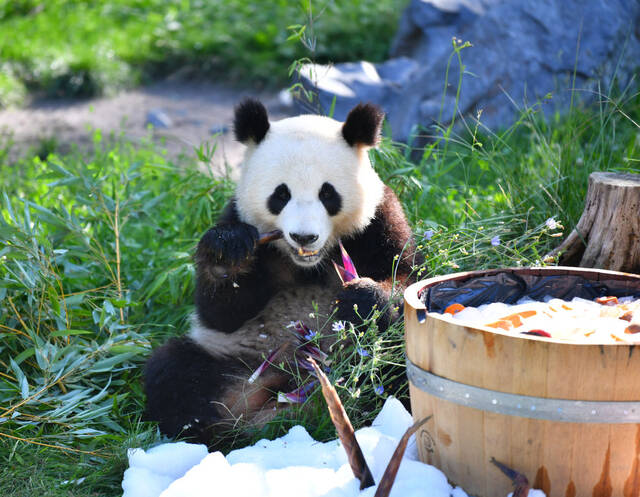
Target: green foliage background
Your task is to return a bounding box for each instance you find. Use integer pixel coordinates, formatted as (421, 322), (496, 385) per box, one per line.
(0, 0), (401, 105)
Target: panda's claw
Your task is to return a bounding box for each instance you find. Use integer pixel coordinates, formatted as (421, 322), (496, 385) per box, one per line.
(334, 278), (392, 332)
(197, 222), (259, 269)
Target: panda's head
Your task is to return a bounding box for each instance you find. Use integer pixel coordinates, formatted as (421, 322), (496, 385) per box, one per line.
(233, 99), (386, 268)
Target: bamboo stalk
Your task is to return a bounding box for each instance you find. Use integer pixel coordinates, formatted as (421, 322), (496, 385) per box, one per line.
(308, 357), (375, 490)
(114, 198), (125, 324)
(258, 230), (283, 245)
(374, 415), (432, 497)
(490, 458), (530, 497)
(0, 431), (104, 456)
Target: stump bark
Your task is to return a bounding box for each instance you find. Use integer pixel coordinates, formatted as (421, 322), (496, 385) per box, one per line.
(548, 172), (640, 273)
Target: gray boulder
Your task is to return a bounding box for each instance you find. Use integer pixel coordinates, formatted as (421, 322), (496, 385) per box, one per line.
(297, 0), (640, 140)
(295, 58), (419, 121)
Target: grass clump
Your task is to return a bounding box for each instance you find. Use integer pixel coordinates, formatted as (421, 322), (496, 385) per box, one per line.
(0, 0), (402, 102)
(0, 133), (232, 495)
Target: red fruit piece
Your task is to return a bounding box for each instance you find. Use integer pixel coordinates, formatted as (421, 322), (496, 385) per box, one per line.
(522, 329), (552, 338)
(625, 324), (640, 334)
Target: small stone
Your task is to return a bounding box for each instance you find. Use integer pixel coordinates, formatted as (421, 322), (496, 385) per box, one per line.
(209, 125), (229, 135)
(146, 109), (173, 129)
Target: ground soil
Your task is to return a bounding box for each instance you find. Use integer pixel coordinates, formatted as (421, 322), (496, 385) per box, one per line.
(0, 80), (294, 172)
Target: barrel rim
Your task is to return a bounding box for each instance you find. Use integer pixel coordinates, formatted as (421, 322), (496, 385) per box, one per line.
(404, 266), (640, 347)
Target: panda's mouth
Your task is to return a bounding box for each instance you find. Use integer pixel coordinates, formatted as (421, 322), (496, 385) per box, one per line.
(297, 247), (319, 257)
(289, 246), (323, 266)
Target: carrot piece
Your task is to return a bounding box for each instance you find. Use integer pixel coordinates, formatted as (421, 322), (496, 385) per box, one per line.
(620, 311), (634, 322)
(596, 296), (618, 306)
(486, 320), (512, 330)
(444, 303), (465, 315)
(485, 310), (536, 330)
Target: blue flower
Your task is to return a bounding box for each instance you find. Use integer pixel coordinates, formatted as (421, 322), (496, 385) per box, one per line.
(332, 321), (346, 332)
(304, 330), (316, 340)
(423, 229), (434, 241)
(491, 235), (501, 246)
(375, 385), (384, 395)
(357, 348), (369, 357)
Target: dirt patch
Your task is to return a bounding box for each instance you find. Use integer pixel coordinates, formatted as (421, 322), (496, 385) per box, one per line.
(0, 80), (294, 172)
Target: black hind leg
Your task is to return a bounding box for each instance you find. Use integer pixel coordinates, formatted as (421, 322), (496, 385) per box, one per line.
(144, 337), (241, 445)
(144, 337), (294, 447)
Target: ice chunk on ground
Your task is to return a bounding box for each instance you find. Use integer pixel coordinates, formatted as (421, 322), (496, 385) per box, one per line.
(122, 441), (208, 497)
(122, 467), (174, 497)
(227, 425), (346, 470)
(370, 397), (412, 440)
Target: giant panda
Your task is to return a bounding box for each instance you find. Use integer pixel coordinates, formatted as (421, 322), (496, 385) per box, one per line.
(144, 99), (419, 446)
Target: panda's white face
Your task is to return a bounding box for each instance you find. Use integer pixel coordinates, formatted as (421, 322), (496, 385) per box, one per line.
(235, 114), (385, 267)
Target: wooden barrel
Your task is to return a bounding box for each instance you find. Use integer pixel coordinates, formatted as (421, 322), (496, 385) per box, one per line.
(404, 267), (640, 497)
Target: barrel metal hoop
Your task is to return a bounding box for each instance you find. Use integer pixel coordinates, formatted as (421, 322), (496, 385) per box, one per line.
(406, 358), (640, 423)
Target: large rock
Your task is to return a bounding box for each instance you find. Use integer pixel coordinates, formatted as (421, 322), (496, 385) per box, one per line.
(297, 0), (640, 140)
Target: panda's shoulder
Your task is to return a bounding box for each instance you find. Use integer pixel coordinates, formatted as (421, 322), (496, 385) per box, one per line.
(341, 185), (415, 279)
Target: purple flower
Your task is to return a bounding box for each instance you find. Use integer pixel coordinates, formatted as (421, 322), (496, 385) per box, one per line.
(332, 321), (346, 332)
(357, 348), (369, 357)
(491, 235), (501, 246)
(375, 385), (384, 395)
(423, 229), (434, 240)
(304, 330), (316, 340)
(545, 217), (557, 230)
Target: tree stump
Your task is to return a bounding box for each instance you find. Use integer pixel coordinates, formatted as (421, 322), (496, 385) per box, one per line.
(548, 172), (640, 273)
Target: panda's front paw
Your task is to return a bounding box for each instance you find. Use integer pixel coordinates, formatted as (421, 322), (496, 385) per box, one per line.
(196, 223), (259, 270)
(334, 278), (392, 331)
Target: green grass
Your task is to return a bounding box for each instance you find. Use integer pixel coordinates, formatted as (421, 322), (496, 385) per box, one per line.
(1, 84), (639, 495)
(0, 0), (402, 105)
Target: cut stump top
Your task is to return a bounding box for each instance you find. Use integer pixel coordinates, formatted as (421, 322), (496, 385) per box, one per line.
(590, 171), (640, 187)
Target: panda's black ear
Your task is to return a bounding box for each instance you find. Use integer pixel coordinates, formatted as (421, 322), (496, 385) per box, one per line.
(233, 98), (270, 145)
(341, 103), (384, 148)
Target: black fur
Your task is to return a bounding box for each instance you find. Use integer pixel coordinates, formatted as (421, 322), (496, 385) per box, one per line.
(342, 185), (421, 281)
(233, 98), (270, 144)
(341, 103), (384, 147)
(319, 182), (342, 216)
(197, 222), (259, 267)
(144, 337), (240, 445)
(194, 201), (275, 333)
(334, 277), (393, 332)
(267, 183), (291, 215)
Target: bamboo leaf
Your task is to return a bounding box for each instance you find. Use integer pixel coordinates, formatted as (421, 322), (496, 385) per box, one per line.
(90, 352), (137, 373)
(50, 329), (93, 337)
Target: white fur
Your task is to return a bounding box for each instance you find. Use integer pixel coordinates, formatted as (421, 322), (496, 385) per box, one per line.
(189, 315), (264, 359)
(235, 114), (385, 263)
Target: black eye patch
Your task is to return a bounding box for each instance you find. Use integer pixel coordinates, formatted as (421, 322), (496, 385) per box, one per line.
(319, 182), (342, 216)
(267, 183), (291, 215)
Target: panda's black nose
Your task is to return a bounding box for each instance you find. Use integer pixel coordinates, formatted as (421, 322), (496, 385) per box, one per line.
(290, 233), (319, 246)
